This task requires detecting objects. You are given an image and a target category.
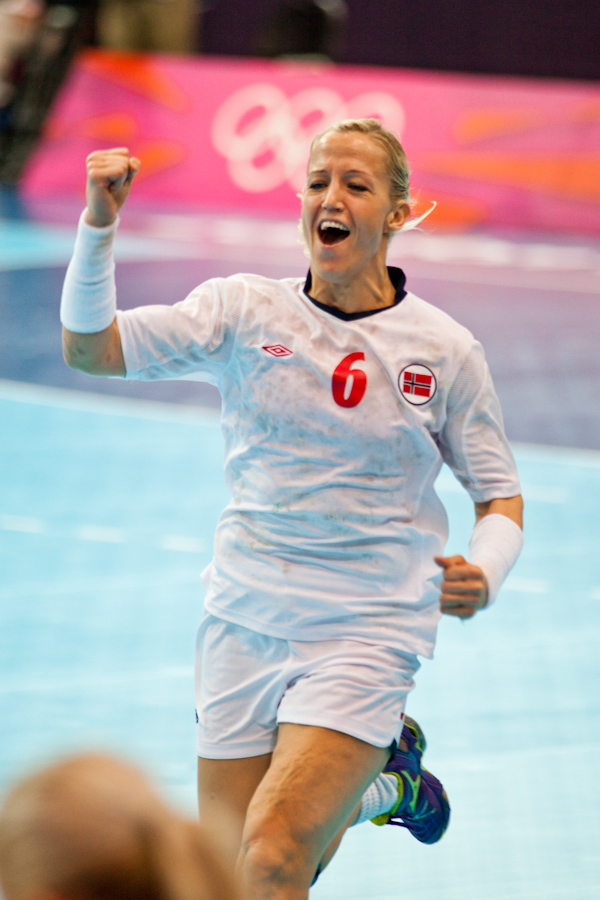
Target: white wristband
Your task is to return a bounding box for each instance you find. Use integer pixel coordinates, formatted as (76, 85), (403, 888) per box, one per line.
(60, 210), (119, 333)
(468, 513), (523, 606)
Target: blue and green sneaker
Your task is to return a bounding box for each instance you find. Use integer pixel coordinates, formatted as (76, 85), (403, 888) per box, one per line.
(371, 716), (450, 844)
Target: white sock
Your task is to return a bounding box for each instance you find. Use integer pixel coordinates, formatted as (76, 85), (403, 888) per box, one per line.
(353, 772), (399, 825)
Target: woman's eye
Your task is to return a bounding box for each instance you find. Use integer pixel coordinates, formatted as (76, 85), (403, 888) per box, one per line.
(349, 183), (367, 192)
(308, 181), (326, 190)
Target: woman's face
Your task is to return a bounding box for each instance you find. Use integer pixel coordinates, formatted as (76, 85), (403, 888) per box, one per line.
(301, 131), (408, 283)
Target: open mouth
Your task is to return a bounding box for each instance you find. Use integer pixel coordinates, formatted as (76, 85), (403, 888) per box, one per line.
(318, 220), (351, 246)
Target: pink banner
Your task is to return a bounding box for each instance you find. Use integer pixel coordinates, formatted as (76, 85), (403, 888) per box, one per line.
(23, 50), (600, 234)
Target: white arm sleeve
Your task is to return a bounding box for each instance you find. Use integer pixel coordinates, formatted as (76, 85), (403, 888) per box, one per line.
(60, 210), (119, 333)
(468, 513), (523, 606)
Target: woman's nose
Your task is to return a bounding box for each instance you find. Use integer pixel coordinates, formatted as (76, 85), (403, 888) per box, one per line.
(322, 182), (343, 209)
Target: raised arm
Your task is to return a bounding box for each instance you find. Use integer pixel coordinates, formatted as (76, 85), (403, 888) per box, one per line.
(62, 148), (141, 376)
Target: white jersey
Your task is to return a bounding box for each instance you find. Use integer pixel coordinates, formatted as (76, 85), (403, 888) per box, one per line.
(116, 266), (520, 659)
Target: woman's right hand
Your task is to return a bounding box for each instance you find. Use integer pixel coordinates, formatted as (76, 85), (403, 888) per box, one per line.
(84, 147), (141, 227)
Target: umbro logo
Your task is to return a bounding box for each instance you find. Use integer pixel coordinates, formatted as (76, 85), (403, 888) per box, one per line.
(263, 344), (293, 357)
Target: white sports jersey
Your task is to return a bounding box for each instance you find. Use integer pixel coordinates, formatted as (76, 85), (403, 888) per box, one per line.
(117, 266), (520, 659)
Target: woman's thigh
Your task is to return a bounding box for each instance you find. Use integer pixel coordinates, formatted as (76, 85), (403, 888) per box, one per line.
(197, 753), (272, 852)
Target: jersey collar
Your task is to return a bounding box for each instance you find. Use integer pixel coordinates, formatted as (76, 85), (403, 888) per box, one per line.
(303, 266), (407, 321)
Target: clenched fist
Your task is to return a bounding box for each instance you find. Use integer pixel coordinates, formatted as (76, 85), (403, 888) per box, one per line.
(435, 554), (488, 619)
(85, 148), (141, 228)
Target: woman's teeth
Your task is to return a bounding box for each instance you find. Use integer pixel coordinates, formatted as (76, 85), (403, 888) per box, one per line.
(318, 221), (350, 245)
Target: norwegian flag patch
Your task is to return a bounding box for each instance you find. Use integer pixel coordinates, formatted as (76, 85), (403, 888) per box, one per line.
(263, 344), (293, 357)
(399, 364), (437, 405)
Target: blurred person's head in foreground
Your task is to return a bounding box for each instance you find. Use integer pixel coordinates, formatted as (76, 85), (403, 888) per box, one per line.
(0, 753), (236, 900)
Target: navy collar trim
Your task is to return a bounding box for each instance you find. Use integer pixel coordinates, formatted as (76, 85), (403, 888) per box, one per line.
(303, 267), (407, 320)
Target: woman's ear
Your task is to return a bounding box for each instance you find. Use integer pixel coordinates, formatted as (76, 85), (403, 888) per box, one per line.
(385, 202), (411, 235)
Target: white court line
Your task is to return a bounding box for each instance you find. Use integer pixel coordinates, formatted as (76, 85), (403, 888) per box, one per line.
(159, 535), (207, 553)
(0, 571), (202, 600)
(472, 889), (600, 900)
(503, 576), (550, 594)
(511, 440), (600, 468)
(0, 221), (204, 271)
(520, 541), (600, 559)
(0, 379), (220, 425)
(1, 514), (207, 554)
(444, 739), (600, 770)
(1, 504), (208, 555)
(393, 260), (600, 294)
(521, 485), (568, 503)
(0, 666), (195, 696)
(74, 525), (128, 543)
(1, 514), (45, 533)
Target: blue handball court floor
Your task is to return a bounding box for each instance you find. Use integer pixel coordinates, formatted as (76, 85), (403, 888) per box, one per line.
(1, 190), (600, 899)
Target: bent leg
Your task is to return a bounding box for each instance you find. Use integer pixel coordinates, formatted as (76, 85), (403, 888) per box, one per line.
(240, 723), (389, 900)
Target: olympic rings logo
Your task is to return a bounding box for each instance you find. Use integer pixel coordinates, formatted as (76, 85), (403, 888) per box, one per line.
(210, 83), (405, 194)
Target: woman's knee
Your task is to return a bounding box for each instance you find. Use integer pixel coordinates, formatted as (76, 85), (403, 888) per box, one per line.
(241, 809), (321, 888)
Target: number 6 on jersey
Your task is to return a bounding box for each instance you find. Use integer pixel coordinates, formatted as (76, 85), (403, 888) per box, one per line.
(332, 353), (367, 408)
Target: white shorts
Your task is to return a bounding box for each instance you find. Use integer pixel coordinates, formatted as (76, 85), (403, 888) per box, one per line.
(195, 613), (420, 759)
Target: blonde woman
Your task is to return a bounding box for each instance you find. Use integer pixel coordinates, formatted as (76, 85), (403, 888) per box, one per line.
(61, 119), (523, 900)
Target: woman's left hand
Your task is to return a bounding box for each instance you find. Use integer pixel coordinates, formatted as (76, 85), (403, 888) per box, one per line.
(435, 555), (488, 619)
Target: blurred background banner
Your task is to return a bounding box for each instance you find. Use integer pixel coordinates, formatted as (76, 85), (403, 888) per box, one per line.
(21, 49), (600, 234)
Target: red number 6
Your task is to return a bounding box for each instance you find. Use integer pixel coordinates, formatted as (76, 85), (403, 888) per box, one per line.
(332, 352), (367, 408)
